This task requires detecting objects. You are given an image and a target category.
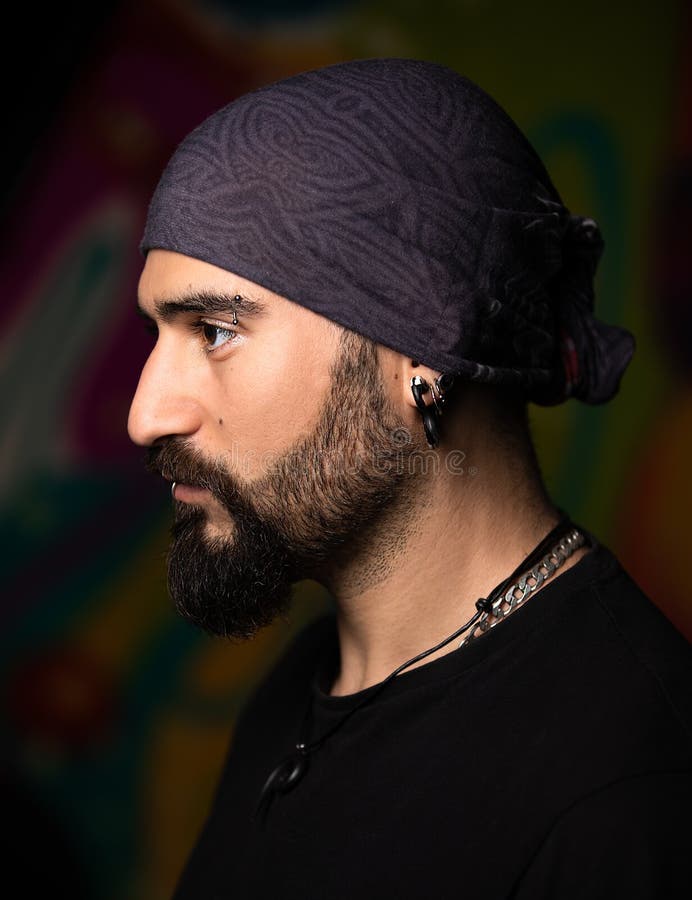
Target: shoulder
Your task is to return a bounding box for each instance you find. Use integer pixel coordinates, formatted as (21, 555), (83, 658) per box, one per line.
(509, 535), (692, 897)
(511, 769), (692, 899)
(582, 538), (692, 747)
(527, 536), (692, 747)
(470, 537), (692, 828)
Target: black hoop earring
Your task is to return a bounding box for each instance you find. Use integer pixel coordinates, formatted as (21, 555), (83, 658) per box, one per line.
(410, 373), (456, 449)
(410, 375), (440, 448)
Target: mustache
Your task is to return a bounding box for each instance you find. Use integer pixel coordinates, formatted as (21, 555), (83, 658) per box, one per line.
(144, 439), (226, 494)
(145, 439), (272, 537)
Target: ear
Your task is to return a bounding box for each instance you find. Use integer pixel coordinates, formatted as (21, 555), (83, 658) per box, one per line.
(375, 345), (442, 410)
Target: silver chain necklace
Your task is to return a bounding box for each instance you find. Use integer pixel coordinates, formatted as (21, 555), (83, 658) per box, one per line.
(459, 527), (585, 648)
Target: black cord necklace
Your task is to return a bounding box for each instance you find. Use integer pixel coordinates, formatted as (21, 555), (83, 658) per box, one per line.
(255, 512), (583, 823)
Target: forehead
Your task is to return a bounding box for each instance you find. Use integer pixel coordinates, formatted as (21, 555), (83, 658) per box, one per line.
(138, 249), (274, 312)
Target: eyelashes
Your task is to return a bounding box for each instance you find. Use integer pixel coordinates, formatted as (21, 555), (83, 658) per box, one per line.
(192, 320), (239, 353)
(141, 317), (240, 355)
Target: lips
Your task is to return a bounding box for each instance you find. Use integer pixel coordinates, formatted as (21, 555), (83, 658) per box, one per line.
(172, 482), (211, 504)
(159, 470), (202, 493)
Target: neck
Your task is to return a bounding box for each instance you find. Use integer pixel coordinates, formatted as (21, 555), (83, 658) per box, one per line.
(316, 441), (588, 697)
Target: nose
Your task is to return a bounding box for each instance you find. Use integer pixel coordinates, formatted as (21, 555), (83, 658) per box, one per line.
(127, 340), (203, 447)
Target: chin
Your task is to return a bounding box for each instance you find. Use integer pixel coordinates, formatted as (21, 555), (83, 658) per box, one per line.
(198, 507), (236, 540)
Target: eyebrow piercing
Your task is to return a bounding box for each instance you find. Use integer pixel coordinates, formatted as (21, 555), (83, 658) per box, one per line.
(232, 297), (241, 326)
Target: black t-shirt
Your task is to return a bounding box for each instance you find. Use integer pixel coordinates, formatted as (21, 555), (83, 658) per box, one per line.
(173, 535), (692, 899)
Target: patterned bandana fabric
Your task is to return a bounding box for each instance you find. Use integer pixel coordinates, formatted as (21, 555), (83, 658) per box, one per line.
(141, 57), (635, 405)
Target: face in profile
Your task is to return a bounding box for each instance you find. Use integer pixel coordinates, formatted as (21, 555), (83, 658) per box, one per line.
(129, 250), (426, 639)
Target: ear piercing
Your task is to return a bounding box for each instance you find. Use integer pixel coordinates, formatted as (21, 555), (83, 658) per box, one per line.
(410, 373), (455, 448)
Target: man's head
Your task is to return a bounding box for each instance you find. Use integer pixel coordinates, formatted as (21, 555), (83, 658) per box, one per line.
(130, 58), (635, 637)
(129, 249), (434, 637)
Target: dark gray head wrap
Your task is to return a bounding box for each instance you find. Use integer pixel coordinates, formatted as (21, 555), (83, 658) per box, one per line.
(141, 57), (634, 405)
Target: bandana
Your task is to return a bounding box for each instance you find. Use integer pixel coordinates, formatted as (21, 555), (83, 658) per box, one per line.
(141, 57), (634, 404)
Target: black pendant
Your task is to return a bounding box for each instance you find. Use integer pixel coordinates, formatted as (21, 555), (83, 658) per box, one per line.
(255, 746), (309, 823)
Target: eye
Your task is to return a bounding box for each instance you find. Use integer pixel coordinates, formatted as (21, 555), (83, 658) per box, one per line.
(197, 321), (238, 353)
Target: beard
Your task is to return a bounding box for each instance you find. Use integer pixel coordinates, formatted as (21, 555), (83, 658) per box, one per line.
(145, 331), (427, 639)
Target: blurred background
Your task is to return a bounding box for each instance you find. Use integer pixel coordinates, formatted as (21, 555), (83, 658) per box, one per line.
(1, 0), (690, 896)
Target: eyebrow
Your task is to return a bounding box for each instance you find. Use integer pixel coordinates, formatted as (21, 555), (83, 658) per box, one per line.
(137, 289), (267, 323)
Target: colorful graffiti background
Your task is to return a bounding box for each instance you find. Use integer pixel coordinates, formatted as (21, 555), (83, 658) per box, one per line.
(2, 1), (690, 897)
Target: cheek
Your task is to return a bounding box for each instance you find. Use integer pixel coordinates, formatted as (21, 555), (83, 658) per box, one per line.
(213, 327), (337, 478)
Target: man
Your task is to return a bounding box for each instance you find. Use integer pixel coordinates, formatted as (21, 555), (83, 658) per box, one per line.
(128, 59), (692, 898)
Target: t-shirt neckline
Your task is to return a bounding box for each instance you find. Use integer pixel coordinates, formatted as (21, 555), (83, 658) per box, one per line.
(311, 530), (617, 712)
